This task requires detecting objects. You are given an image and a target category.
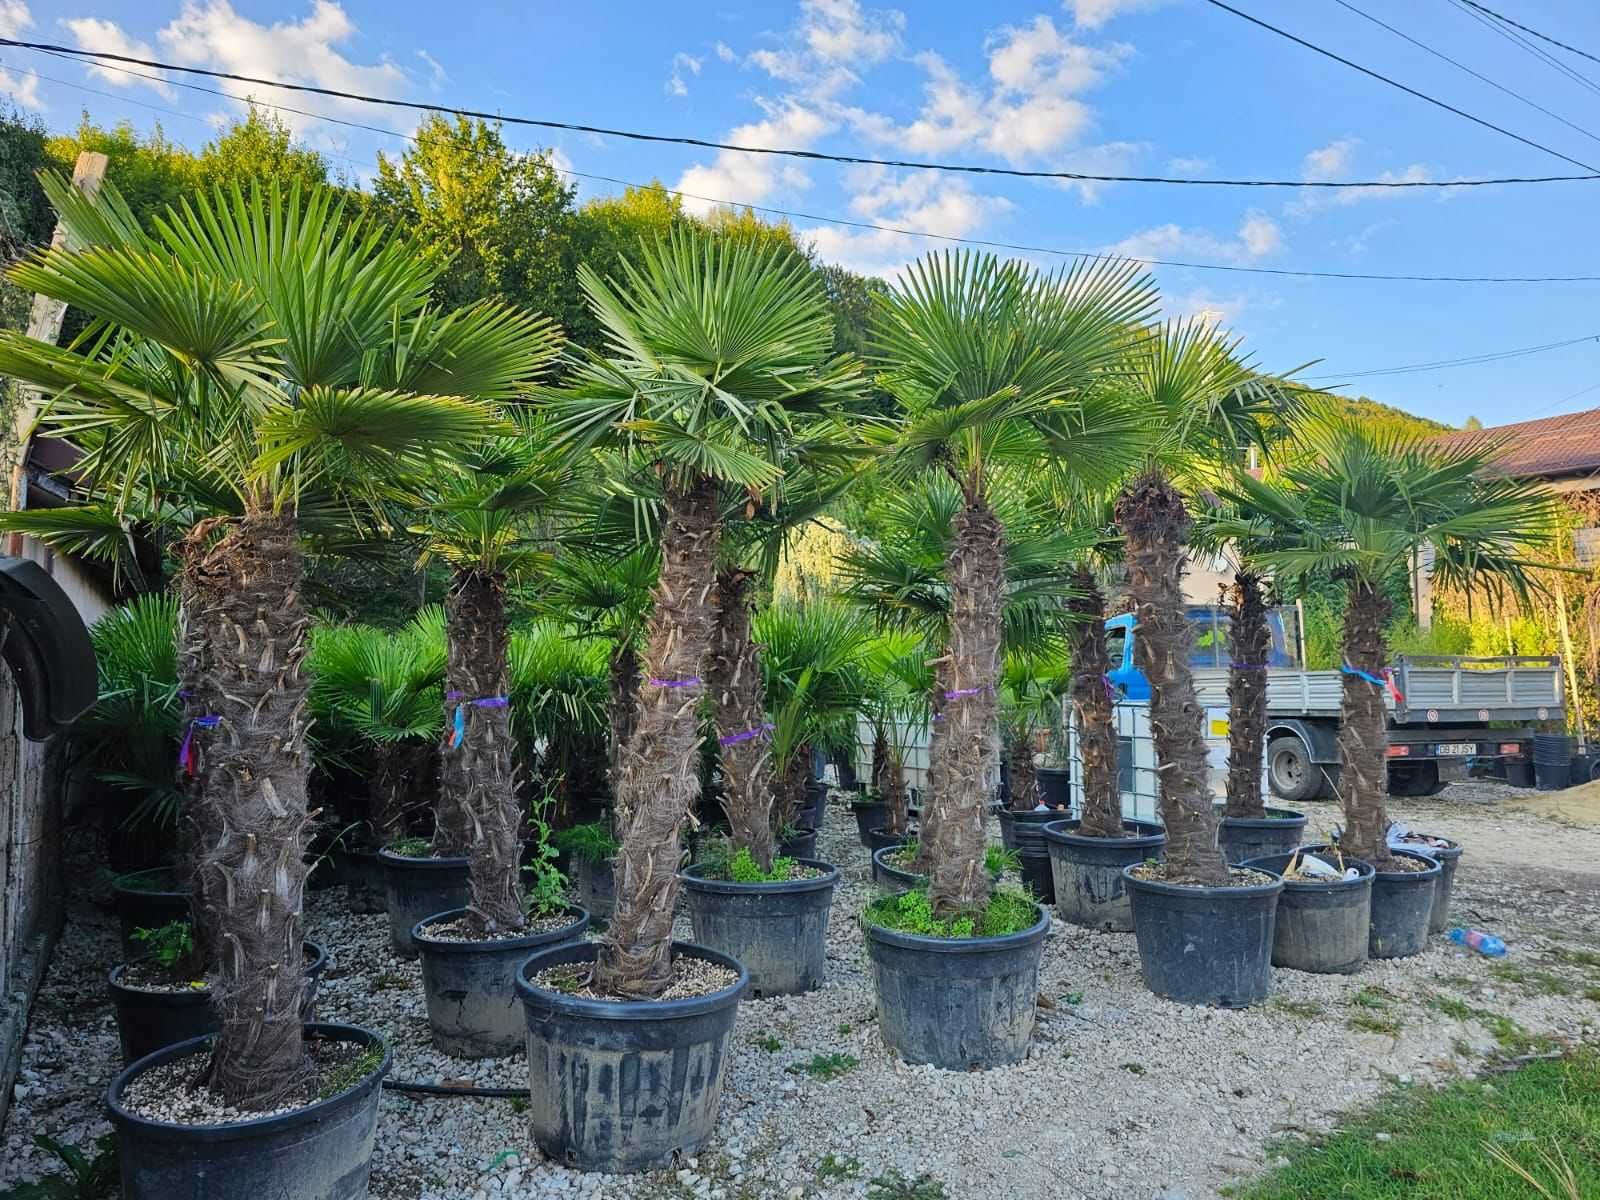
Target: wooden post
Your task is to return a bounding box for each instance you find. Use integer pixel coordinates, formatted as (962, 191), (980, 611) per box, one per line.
(1554, 575), (1586, 749)
(5, 151), (108, 556)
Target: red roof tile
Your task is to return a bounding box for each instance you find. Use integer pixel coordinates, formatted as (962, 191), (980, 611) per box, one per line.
(1435, 406), (1600, 478)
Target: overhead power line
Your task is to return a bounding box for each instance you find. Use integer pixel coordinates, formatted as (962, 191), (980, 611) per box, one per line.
(4, 35), (1600, 190)
(1304, 332), (1600, 381)
(12, 53), (1600, 288)
(1459, 0), (1600, 68)
(1449, 0), (1600, 99)
(1329, 0), (1600, 149)
(1200, 0), (1600, 172)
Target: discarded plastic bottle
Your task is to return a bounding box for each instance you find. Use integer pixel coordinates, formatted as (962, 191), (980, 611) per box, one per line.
(1449, 927), (1507, 957)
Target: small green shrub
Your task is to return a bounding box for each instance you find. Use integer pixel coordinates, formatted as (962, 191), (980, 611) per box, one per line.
(387, 836), (432, 858)
(550, 821), (618, 865)
(752, 1034), (782, 1052)
(863, 887), (1038, 940)
(317, 1043), (385, 1100)
(521, 793), (569, 918)
(985, 845), (1021, 875)
(728, 847), (800, 883)
(788, 1052), (858, 1081)
(131, 920), (194, 973)
(867, 1169), (948, 1199)
(816, 1153), (862, 1181)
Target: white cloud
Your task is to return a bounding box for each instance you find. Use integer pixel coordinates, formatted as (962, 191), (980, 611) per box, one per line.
(62, 17), (174, 97)
(416, 48), (446, 86)
(1051, 139), (1147, 202)
(675, 103), (831, 214)
(0, 66), (42, 110)
(1163, 287), (1247, 329)
(801, 0), (903, 65)
(1107, 211), (1283, 264)
(714, 41), (737, 63)
(1302, 136), (1359, 182)
(0, 1), (32, 38)
(807, 168), (1011, 278)
(154, 1), (410, 138)
(666, 51), (702, 98)
(1167, 154), (1210, 173)
(1063, 0), (1167, 29)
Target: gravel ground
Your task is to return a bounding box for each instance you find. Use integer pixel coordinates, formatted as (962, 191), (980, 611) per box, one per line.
(4, 780), (1597, 1200)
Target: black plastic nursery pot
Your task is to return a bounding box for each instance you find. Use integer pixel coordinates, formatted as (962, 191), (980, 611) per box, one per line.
(110, 941), (330, 1066)
(851, 797), (889, 847)
(800, 780), (827, 831)
(105, 1022), (391, 1200)
(113, 869), (192, 956)
(1036, 766), (1071, 810)
(339, 849), (385, 915)
(865, 825), (911, 853)
(516, 940), (748, 1174)
(1042, 819), (1166, 932)
(777, 827), (818, 860)
(379, 849), (469, 958)
(1124, 864), (1283, 1008)
(863, 902), (1050, 1070)
(679, 859), (840, 998)
(996, 807), (1070, 903)
(871, 843), (918, 893)
(1397, 836), (1461, 935)
(1239, 847), (1374, 975)
(1368, 850), (1441, 960)
(1216, 807), (1308, 865)
(414, 905), (588, 1058)
(569, 855), (616, 922)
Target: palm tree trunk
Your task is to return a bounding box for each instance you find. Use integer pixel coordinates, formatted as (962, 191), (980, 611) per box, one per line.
(607, 643), (640, 800)
(1338, 579), (1393, 866)
(1224, 570), (1270, 820)
(884, 753), (909, 836)
(594, 478), (720, 999)
(177, 510), (313, 1108)
(440, 569), (524, 934)
(709, 567), (777, 870)
(368, 745), (415, 846)
(871, 729), (889, 797)
(1115, 471), (1228, 886)
(911, 663), (950, 871)
(1069, 564), (1123, 838)
(926, 493), (1003, 921)
(774, 746), (809, 831)
(1007, 728), (1040, 810)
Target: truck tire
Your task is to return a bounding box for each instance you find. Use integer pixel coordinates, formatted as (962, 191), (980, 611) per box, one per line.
(1389, 761), (1445, 797)
(1268, 736), (1322, 803)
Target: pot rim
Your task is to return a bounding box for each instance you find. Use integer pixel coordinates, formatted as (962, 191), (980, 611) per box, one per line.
(376, 848), (470, 871)
(111, 867), (188, 901)
(997, 806), (1073, 824)
(1041, 818), (1166, 848)
(110, 939), (328, 997)
(861, 901), (1050, 954)
(1120, 863), (1285, 899)
(870, 844), (921, 879)
(104, 1022), (390, 1142)
(679, 859), (840, 896)
(1372, 848), (1444, 879)
(1393, 834), (1462, 859)
(850, 797), (888, 811)
(1216, 808), (1308, 829)
(515, 940), (748, 1019)
(866, 827), (914, 842)
(1239, 846), (1375, 891)
(413, 905), (589, 953)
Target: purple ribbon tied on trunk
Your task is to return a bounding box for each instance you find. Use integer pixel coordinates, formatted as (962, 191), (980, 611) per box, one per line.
(718, 722), (774, 747)
(446, 692), (509, 749)
(648, 677), (701, 689)
(178, 715), (221, 776)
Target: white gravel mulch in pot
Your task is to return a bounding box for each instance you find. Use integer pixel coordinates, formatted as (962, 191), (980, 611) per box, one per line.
(3, 780), (1597, 1200)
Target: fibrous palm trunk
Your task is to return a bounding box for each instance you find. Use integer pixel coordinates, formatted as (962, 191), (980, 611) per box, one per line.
(1224, 570), (1270, 821)
(1069, 564), (1123, 838)
(871, 729), (889, 797)
(177, 510), (312, 1108)
(440, 569), (524, 934)
(911, 662), (950, 872)
(594, 479), (720, 999)
(775, 748), (809, 832)
(606, 643), (640, 800)
(1007, 728), (1040, 810)
(1338, 579), (1393, 867)
(709, 567), (777, 871)
(926, 494), (1004, 921)
(883, 753), (910, 836)
(368, 742), (426, 847)
(1115, 472), (1228, 886)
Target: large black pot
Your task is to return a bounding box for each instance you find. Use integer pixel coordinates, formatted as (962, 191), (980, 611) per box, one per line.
(113, 870), (191, 957)
(1239, 847), (1374, 974)
(1042, 819), (1165, 932)
(777, 827), (817, 859)
(996, 807), (1070, 903)
(338, 849), (385, 915)
(1396, 835), (1461, 935)
(106, 1023), (390, 1200)
(871, 844), (919, 893)
(680, 860), (839, 998)
(1217, 808), (1307, 865)
(1368, 850), (1441, 959)
(568, 855), (616, 922)
(1037, 767), (1071, 809)
(863, 902), (1049, 1070)
(414, 906), (589, 1058)
(1533, 732), (1571, 790)
(851, 797), (889, 847)
(516, 941), (747, 1173)
(800, 779), (827, 831)
(379, 849), (469, 958)
(1125, 864), (1283, 1008)
(110, 941), (330, 1066)
(866, 825), (911, 853)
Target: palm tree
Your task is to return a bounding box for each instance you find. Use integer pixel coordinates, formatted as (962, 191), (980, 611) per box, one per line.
(415, 426), (573, 934)
(541, 229), (863, 998)
(1110, 321), (1297, 885)
(507, 620), (612, 822)
(866, 252), (1152, 919)
(999, 645), (1069, 810)
(0, 176), (528, 1107)
(859, 629), (933, 837)
(1217, 414), (1556, 866)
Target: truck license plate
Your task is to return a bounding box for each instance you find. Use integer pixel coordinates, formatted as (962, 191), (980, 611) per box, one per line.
(1436, 742), (1476, 756)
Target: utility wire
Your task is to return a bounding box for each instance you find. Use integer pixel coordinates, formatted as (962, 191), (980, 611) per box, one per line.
(5, 34), (1600, 189)
(1304, 332), (1599, 381)
(1200, 0), (1600, 172)
(1459, 0), (1600, 68)
(15, 53), (1600, 288)
(1329, 0), (1600, 149)
(1448, 0), (1600, 99)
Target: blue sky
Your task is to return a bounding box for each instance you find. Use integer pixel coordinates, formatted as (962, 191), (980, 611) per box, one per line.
(3, 0), (1600, 428)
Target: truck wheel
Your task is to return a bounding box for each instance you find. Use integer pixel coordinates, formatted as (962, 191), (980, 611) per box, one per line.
(1268, 736), (1321, 803)
(1389, 762), (1444, 797)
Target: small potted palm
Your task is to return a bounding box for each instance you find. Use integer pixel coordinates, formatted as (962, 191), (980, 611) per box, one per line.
(857, 630), (932, 850)
(1220, 413), (1555, 959)
(996, 646), (1070, 902)
(521, 229), (863, 1171)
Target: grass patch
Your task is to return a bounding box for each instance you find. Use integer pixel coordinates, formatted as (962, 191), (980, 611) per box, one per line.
(1349, 1011), (1403, 1036)
(815, 1153), (862, 1182)
(1490, 962), (1573, 996)
(1229, 1049), (1600, 1200)
(385, 837), (432, 858)
(1584, 988), (1600, 1003)
(1544, 945), (1600, 971)
(1120, 1062), (1147, 1075)
(370, 971), (409, 992)
(863, 887), (1038, 939)
(752, 1034), (782, 1053)
(788, 1052), (859, 1082)
(1272, 997), (1325, 1019)
(867, 1169), (948, 1199)
(1351, 985), (1394, 1009)
(1477, 1012), (1557, 1057)
(1428, 994), (1475, 1021)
